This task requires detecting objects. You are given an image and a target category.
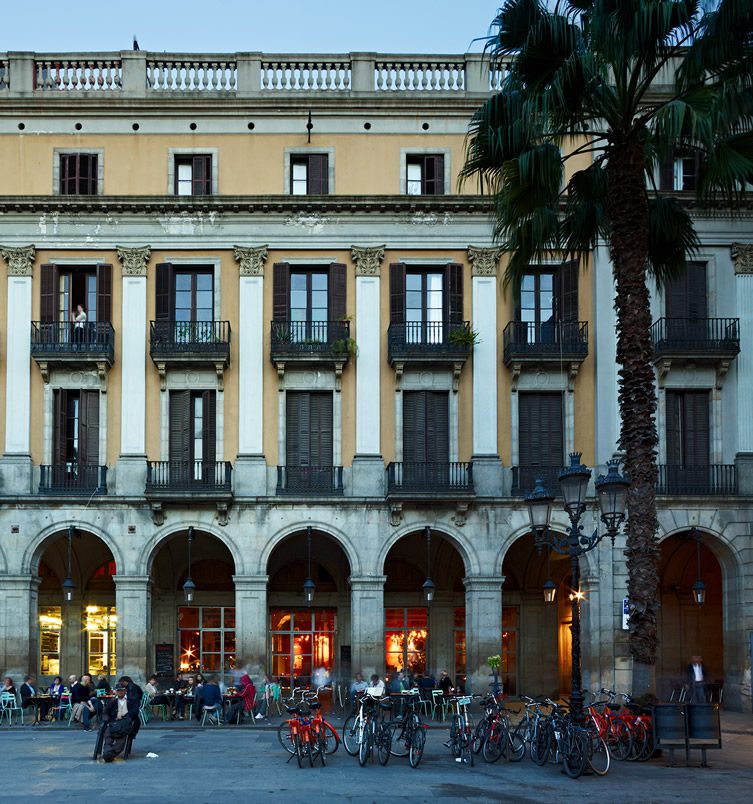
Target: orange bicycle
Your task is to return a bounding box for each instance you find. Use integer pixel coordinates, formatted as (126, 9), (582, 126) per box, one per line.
(278, 688), (340, 764)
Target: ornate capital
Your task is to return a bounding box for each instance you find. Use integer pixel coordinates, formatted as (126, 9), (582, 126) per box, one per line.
(116, 245), (151, 277)
(468, 245), (501, 277)
(731, 242), (753, 275)
(233, 245), (268, 276)
(0, 245), (35, 276)
(351, 245), (385, 277)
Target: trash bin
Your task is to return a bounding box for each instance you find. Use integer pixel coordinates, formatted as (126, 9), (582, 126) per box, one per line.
(687, 703), (721, 743)
(654, 703), (687, 742)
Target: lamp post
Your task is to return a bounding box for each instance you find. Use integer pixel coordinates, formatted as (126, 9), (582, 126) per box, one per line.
(422, 526), (435, 604)
(543, 548), (557, 604)
(525, 454), (629, 723)
(690, 528), (706, 606)
(62, 525), (76, 603)
(303, 526), (316, 606)
(183, 527), (196, 603)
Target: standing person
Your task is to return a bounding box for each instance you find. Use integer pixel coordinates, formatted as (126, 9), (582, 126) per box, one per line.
(101, 683), (139, 763)
(687, 655), (707, 703)
(438, 671), (453, 697)
(72, 304), (87, 345)
(195, 673), (207, 688)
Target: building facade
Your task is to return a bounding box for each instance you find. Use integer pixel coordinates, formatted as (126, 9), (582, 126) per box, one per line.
(0, 50), (750, 709)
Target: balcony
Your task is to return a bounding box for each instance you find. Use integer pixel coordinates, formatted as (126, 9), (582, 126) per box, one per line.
(387, 322), (473, 367)
(145, 461), (233, 499)
(651, 318), (740, 363)
(149, 321), (231, 371)
(276, 465), (344, 496)
(502, 321), (589, 368)
(38, 464), (107, 496)
(30, 322), (114, 378)
(656, 464), (737, 496)
(386, 461), (474, 499)
(270, 320), (351, 365)
(510, 465), (564, 498)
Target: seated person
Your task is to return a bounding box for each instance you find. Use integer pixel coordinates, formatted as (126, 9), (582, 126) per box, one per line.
(2, 676), (17, 697)
(365, 673), (386, 698)
(20, 675), (51, 721)
(95, 674), (111, 694)
(175, 675), (196, 720)
(194, 674), (223, 721)
(145, 675), (171, 710)
(48, 676), (65, 698)
(174, 672), (188, 691)
(71, 674), (100, 731)
(226, 674), (256, 724)
(438, 671), (453, 697)
(101, 683), (140, 763)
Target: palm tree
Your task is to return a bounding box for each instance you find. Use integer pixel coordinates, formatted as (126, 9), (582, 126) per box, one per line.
(461, 0), (753, 694)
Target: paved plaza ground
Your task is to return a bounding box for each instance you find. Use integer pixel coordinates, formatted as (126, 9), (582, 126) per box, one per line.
(1, 710), (752, 803)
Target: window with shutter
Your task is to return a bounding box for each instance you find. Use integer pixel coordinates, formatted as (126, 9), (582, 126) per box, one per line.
(405, 154), (445, 195)
(290, 154), (329, 195)
(52, 389), (99, 466)
(174, 155), (212, 195)
(286, 392), (333, 467)
(403, 391), (449, 463)
(40, 264), (59, 325)
(518, 393), (564, 468)
(665, 261), (707, 319)
(60, 153), (98, 195)
(95, 263), (112, 325)
(79, 390), (100, 466)
(665, 391), (709, 467)
(53, 389), (68, 466)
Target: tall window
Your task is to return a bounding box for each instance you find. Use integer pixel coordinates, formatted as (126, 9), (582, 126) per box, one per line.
(53, 389), (100, 468)
(85, 605), (116, 677)
(385, 608), (428, 675)
(174, 154), (212, 195)
(517, 393), (564, 493)
(39, 606), (62, 677)
(272, 262), (346, 342)
(405, 271), (444, 343)
(270, 609), (336, 686)
(454, 608), (466, 692)
(403, 391), (449, 467)
(169, 390), (216, 480)
(59, 153), (98, 195)
(406, 154), (444, 195)
(290, 271), (329, 341)
(665, 261), (707, 319)
(290, 154), (329, 195)
(516, 263), (578, 343)
(501, 607), (519, 696)
(155, 264), (215, 341)
(40, 263), (112, 332)
(286, 392), (333, 489)
(666, 391), (709, 469)
(178, 606), (236, 680)
(174, 270), (214, 323)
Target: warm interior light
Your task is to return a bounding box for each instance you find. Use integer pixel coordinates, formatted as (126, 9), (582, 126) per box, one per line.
(86, 605), (98, 614)
(569, 590), (586, 601)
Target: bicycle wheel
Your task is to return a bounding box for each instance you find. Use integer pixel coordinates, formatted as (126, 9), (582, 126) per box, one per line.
(318, 729), (327, 766)
(586, 727), (610, 776)
(342, 715), (361, 756)
(305, 734), (315, 768)
(358, 727), (371, 767)
(409, 723), (426, 768)
(449, 715), (462, 758)
(461, 729), (474, 767)
(636, 722), (654, 761)
(377, 723), (392, 766)
(482, 723), (504, 763)
(293, 733), (303, 769)
(562, 729), (588, 779)
(472, 718), (488, 754)
(531, 722), (551, 766)
(626, 720), (648, 762)
(509, 720), (529, 761)
(323, 720), (340, 755)
(507, 728), (526, 762)
(390, 719), (410, 757)
(277, 720), (296, 755)
(607, 718), (632, 761)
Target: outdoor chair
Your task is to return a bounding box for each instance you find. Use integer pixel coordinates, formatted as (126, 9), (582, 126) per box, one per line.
(0, 692), (23, 725)
(200, 703), (222, 726)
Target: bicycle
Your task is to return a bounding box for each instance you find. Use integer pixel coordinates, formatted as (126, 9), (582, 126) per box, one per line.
(278, 688), (339, 761)
(448, 695), (477, 766)
(389, 690), (427, 769)
(283, 699), (317, 768)
(586, 690), (633, 761)
(482, 704), (525, 763)
(532, 698), (589, 779)
(355, 695), (393, 767)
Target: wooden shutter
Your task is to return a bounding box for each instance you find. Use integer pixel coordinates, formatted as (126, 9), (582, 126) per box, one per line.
(79, 391), (100, 466)
(273, 262), (291, 322)
(95, 263), (112, 325)
(328, 262), (347, 322)
(444, 263), (464, 325)
(169, 390), (191, 464)
(665, 261), (707, 319)
(308, 154), (329, 195)
(53, 389), (67, 465)
(402, 391), (426, 464)
(40, 263), (59, 324)
(683, 392), (709, 467)
(556, 261), (578, 322)
(665, 391), (682, 466)
(193, 155), (211, 195)
(59, 154), (72, 195)
(659, 151), (675, 191)
(286, 392), (310, 466)
(426, 392), (449, 463)
(519, 393), (563, 466)
(155, 263), (173, 321)
(83, 153), (98, 195)
(202, 391), (217, 466)
(390, 263), (406, 324)
(309, 393), (333, 467)
(424, 155), (445, 195)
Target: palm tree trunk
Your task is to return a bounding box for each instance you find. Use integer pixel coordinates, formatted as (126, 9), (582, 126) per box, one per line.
(606, 140), (660, 697)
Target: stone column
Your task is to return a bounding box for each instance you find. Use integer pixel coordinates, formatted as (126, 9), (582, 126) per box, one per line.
(233, 246), (269, 495)
(468, 247), (503, 495)
(464, 575), (503, 694)
(114, 575), (151, 685)
(351, 246), (386, 496)
(115, 246), (150, 495)
(0, 245), (35, 493)
(234, 575), (269, 678)
(0, 575), (39, 678)
(349, 575), (387, 678)
(732, 244), (753, 493)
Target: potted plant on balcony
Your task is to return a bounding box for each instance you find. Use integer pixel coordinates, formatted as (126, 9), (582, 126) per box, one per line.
(449, 327), (480, 348)
(332, 336), (357, 359)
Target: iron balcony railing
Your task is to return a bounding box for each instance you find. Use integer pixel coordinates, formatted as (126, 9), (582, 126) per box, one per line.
(270, 320), (351, 361)
(656, 464), (737, 496)
(39, 464), (108, 495)
(145, 461), (233, 494)
(510, 465), (565, 498)
(276, 465), (344, 495)
(651, 318), (740, 356)
(30, 321), (115, 361)
(387, 321), (473, 362)
(502, 320), (589, 365)
(386, 461), (474, 495)
(149, 320), (231, 359)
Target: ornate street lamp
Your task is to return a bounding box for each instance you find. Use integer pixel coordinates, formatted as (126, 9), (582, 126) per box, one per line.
(423, 526), (435, 604)
(303, 526), (316, 606)
(691, 528), (706, 606)
(525, 453), (630, 724)
(543, 548), (557, 604)
(62, 525), (76, 603)
(183, 527), (196, 603)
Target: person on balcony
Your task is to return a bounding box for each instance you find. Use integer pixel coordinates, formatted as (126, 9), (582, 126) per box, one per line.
(72, 304), (87, 346)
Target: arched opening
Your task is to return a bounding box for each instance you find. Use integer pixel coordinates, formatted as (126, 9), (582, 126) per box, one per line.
(267, 529), (352, 688)
(149, 530), (236, 683)
(383, 529), (465, 686)
(502, 534), (571, 697)
(35, 529), (116, 681)
(658, 531), (724, 699)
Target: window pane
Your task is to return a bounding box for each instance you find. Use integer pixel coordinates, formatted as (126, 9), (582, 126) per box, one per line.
(272, 633), (291, 654)
(224, 632), (236, 653)
(293, 612), (313, 631)
(385, 608), (404, 628)
(292, 163), (308, 181)
(39, 606), (62, 677)
(406, 274), (421, 292)
(311, 273), (327, 291)
(179, 630), (200, 673)
(270, 610), (291, 630)
(540, 274), (553, 291)
(502, 606), (519, 628)
(407, 162), (422, 195)
(290, 274), (307, 290)
(202, 608), (221, 628)
(179, 607), (199, 628)
(223, 608), (235, 629)
(202, 631), (221, 653)
(314, 610), (335, 631)
(454, 608), (465, 628)
(196, 274), (212, 291)
(407, 609), (428, 628)
(521, 275), (535, 291)
(201, 654), (221, 672)
(175, 274), (191, 291)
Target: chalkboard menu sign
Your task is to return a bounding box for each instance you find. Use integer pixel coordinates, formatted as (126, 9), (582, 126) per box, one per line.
(155, 643), (174, 676)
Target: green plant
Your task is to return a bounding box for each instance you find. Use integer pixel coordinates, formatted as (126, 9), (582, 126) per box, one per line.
(487, 654), (501, 672)
(332, 336), (358, 358)
(449, 327), (480, 347)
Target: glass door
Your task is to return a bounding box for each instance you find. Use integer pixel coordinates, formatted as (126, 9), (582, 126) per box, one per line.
(385, 608), (428, 676)
(270, 609), (336, 688)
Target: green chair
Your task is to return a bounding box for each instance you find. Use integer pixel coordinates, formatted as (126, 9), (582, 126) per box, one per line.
(138, 692), (151, 726)
(149, 697), (168, 721)
(0, 692), (23, 725)
(200, 703), (222, 726)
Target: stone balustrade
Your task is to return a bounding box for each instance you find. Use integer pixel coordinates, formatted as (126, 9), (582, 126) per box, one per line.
(0, 51), (494, 97)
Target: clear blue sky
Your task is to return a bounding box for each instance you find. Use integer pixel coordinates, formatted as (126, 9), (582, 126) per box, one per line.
(3, 1), (499, 54)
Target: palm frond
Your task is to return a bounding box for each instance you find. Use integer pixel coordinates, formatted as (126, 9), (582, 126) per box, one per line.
(647, 195), (701, 285)
(490, 0), (547, 60)
(560, 163), (610, 262)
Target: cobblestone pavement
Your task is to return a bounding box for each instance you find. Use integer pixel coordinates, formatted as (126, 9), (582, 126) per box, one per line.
(1, 712), (751, 803)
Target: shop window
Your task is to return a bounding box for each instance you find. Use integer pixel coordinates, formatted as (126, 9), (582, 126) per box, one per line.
(39, 606), (62, 677)
(270, 609), (336, 687)
(85, 605), (116, 677)
(178, 605), (236, 680)
(385, 607), (428, 676)
(501, 606), (519, 696)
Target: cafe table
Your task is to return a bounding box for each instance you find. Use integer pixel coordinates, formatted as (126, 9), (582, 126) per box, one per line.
(29, 695), (53, 725)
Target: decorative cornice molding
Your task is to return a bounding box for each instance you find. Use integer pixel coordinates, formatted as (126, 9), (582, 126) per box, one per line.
(116, 245), (151, 276)
(731, 242), (753, 275)
(351, 244), (385, 276)
(467, 245), (501, 277)
(0, 244), (35, 276)
(233, 244), (268, 276)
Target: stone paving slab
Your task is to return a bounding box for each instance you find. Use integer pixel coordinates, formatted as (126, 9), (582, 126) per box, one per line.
(1, 722), (752, 803)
